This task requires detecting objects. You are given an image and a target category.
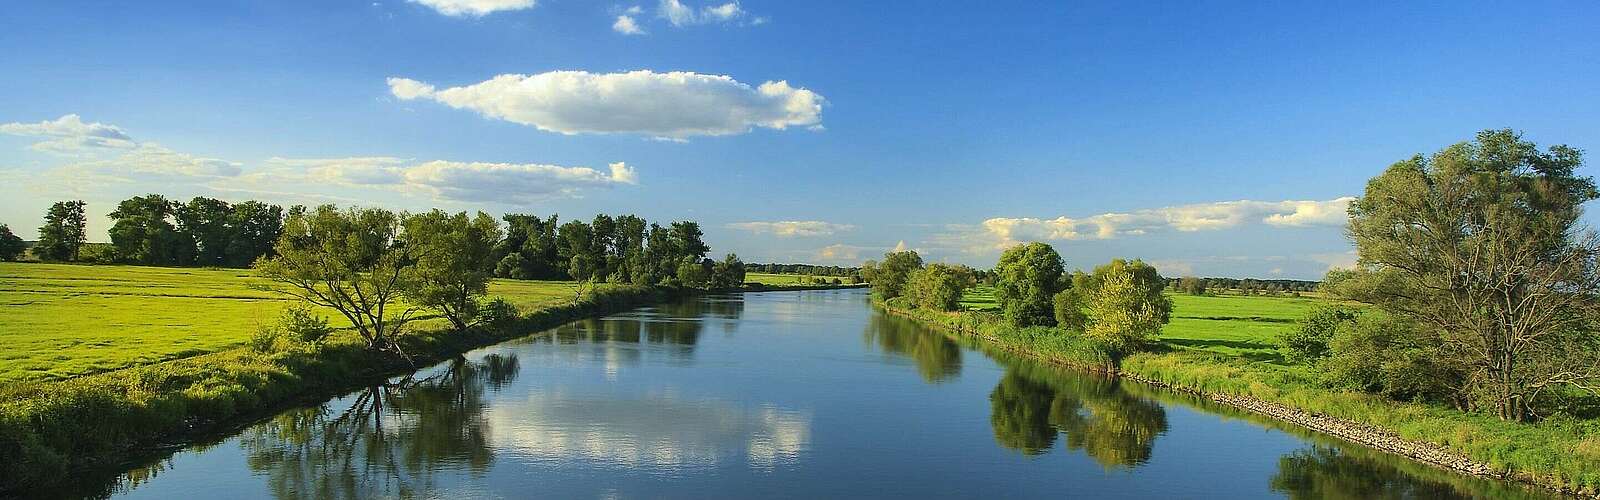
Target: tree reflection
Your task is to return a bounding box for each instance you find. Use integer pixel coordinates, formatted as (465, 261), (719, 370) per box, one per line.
(989, 367), (1168, 468)
(239, 353), (517, 499)
(1270, 446), (1525, 500)
(863, 313), (962, 383)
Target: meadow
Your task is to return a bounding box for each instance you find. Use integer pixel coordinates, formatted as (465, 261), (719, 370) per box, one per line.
(958, 286), (1321, 363)
(0, 262), (610, 385)
(744, 272), (850, 286)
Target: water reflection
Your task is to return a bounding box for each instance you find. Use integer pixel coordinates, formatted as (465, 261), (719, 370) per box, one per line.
(238, 353), (517, 499)
(488, 393), (811, 473)
(989, 366), (1168, 469)
(863, 313), (962, 383)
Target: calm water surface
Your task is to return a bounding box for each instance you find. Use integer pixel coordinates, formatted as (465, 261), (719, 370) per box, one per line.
(94, 289), (1548, 499)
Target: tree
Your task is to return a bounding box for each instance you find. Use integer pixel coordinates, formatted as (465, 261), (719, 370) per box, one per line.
(557, 219), (599, 282)
(710, 253), (746, 289)
(870, 251), (923, 300)
(255, 205), (416, 360)
(906, 263), (966, 311)
(36, 200), (87, 261)
(0, 224), (24, 261)
(669, 221), (709, 261)
(859, 259), (878, 283)
(176, 197), (233, 267)
(225, 200), (284, 267)
(1083, 259), (1172, 354)
(590, 214), (617, 282)
(613, 215), (648, 284)
(994, 242), (1065, 327)
(108, 194), (185, 265)
(1178, 276), (1207, 295)
(643, 223), (675, 285)
(1280, 305), (1359, 365)
(494, 214), (560, 280)
(677, 256), (711, 289)
(1338, 129), (1600, 421)
(403, 210), (502, 331)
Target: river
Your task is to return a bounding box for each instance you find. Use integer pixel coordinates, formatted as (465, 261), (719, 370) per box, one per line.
(92, 289), (1548, 499)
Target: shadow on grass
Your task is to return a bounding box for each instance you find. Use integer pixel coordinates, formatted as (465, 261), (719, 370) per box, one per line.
(1162, 338), (1287, 365)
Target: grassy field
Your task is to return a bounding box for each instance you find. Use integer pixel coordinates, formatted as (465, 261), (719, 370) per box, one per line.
(959, 286), (1320, 363)
(0, 262), (608, 385)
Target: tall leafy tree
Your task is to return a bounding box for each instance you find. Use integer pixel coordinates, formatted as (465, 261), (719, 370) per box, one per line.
(613, 215), (648, 284)
(994, 242), (1065, 327)
(1083, 259), (1172, 354)
(906, 263), (966, 311)
(176, 196), (233, 267)
(403, 210), (503, 330)
(1338, 129), (1600, 421)
(494, 214), (561, 280)
(644, 223), (676, 284)
(557, 219), (599, 281)
(36, 200), (87, 261)
(590, 214), (617, 282)
(108, 194), (185, 265)
(225, 200), (284, 267)
(710, 253), (746, 289)
(669, 221), (709, 261)
(0, 224), (24, 261)
(870, 250), (924, 300)
(255, 205), (416, 360)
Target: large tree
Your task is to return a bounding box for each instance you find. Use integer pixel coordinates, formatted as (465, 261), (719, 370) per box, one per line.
(225, 200), (284, 267)
(403, 210), (502, 330)
(176, 196), (233, 267)
(0, 224), (24, 261)
(255, 205), (416, 360)
(871, 250), (924, 300)
(108, 194), (186, 265)
(494, 214), (560, 280)
(1083, 259), (1172, 354)
(994, 242), (1065, 327)
(35, 200), (87, 261)
(1339, 129), (1600, 421)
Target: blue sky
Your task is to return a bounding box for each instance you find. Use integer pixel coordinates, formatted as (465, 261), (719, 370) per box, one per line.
(2, 0), (1597, 279)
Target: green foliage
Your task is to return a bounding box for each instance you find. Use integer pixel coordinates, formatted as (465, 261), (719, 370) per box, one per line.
(1324, 314), (1456, 403)
(710, 253), (746, 289)
(35, 200), (87, 262)
(676, 256), (711, 289)
(494, 213), (561, 280)
(1084, 268), (1168, 355)
(404, 210), (503, 330)
(994, 242), (1065, 327)
(0, 224), (23, 261)
(905, 263), (966, 311)
(870, 250), (923, 300)
(1280, 305), (1359, 364)
(1052, 288), (1088, 330)
(254, 205), (413, 355)
(108, 194), (188, 265)
(1178, 276), (1207, 295)
(1342, 129), (1600, 421)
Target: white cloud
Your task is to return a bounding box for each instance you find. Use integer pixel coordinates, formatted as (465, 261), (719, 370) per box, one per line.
(612, 14), (646, 34)
(727, 220), (855, 237)
(388, 70), (824, 140)
(657, 0), (756, 26)
(0, 114), (137, 153)
(408, 0), (535, 17)
(815, 243), (861, 263)
(57, 143), (242, 182)
(262, 157), (637, 205)
(976, 197), (1354, 249)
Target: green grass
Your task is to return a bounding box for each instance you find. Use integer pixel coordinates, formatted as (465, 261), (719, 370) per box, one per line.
(0, 262), (619, 385)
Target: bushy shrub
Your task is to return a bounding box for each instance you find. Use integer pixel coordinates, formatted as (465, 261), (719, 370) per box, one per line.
(279, 304), (332, 344)
(1280, 305), (1359, 364)
(1052, 289), (1087, 331)
(994, 243), (1065, 327)
(906, 264), (966, 311)
(476, 297), (520, 330)
(1323, 314), (1455, 402)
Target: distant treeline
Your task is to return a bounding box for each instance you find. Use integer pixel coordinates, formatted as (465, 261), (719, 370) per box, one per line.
(1168, 277), (1320, 294)
(19, 194), (743, 288)
(745, 262), (861, 277)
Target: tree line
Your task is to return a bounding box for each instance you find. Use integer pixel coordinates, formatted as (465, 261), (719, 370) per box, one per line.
(1170, 277), (1318, 296)
(866, 242), (1172, 358)
(744, 263), (861, 278)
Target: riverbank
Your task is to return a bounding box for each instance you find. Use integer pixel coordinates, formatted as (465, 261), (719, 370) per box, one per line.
(877, 300), (1600, 497)
(0, 282), (860, 494)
